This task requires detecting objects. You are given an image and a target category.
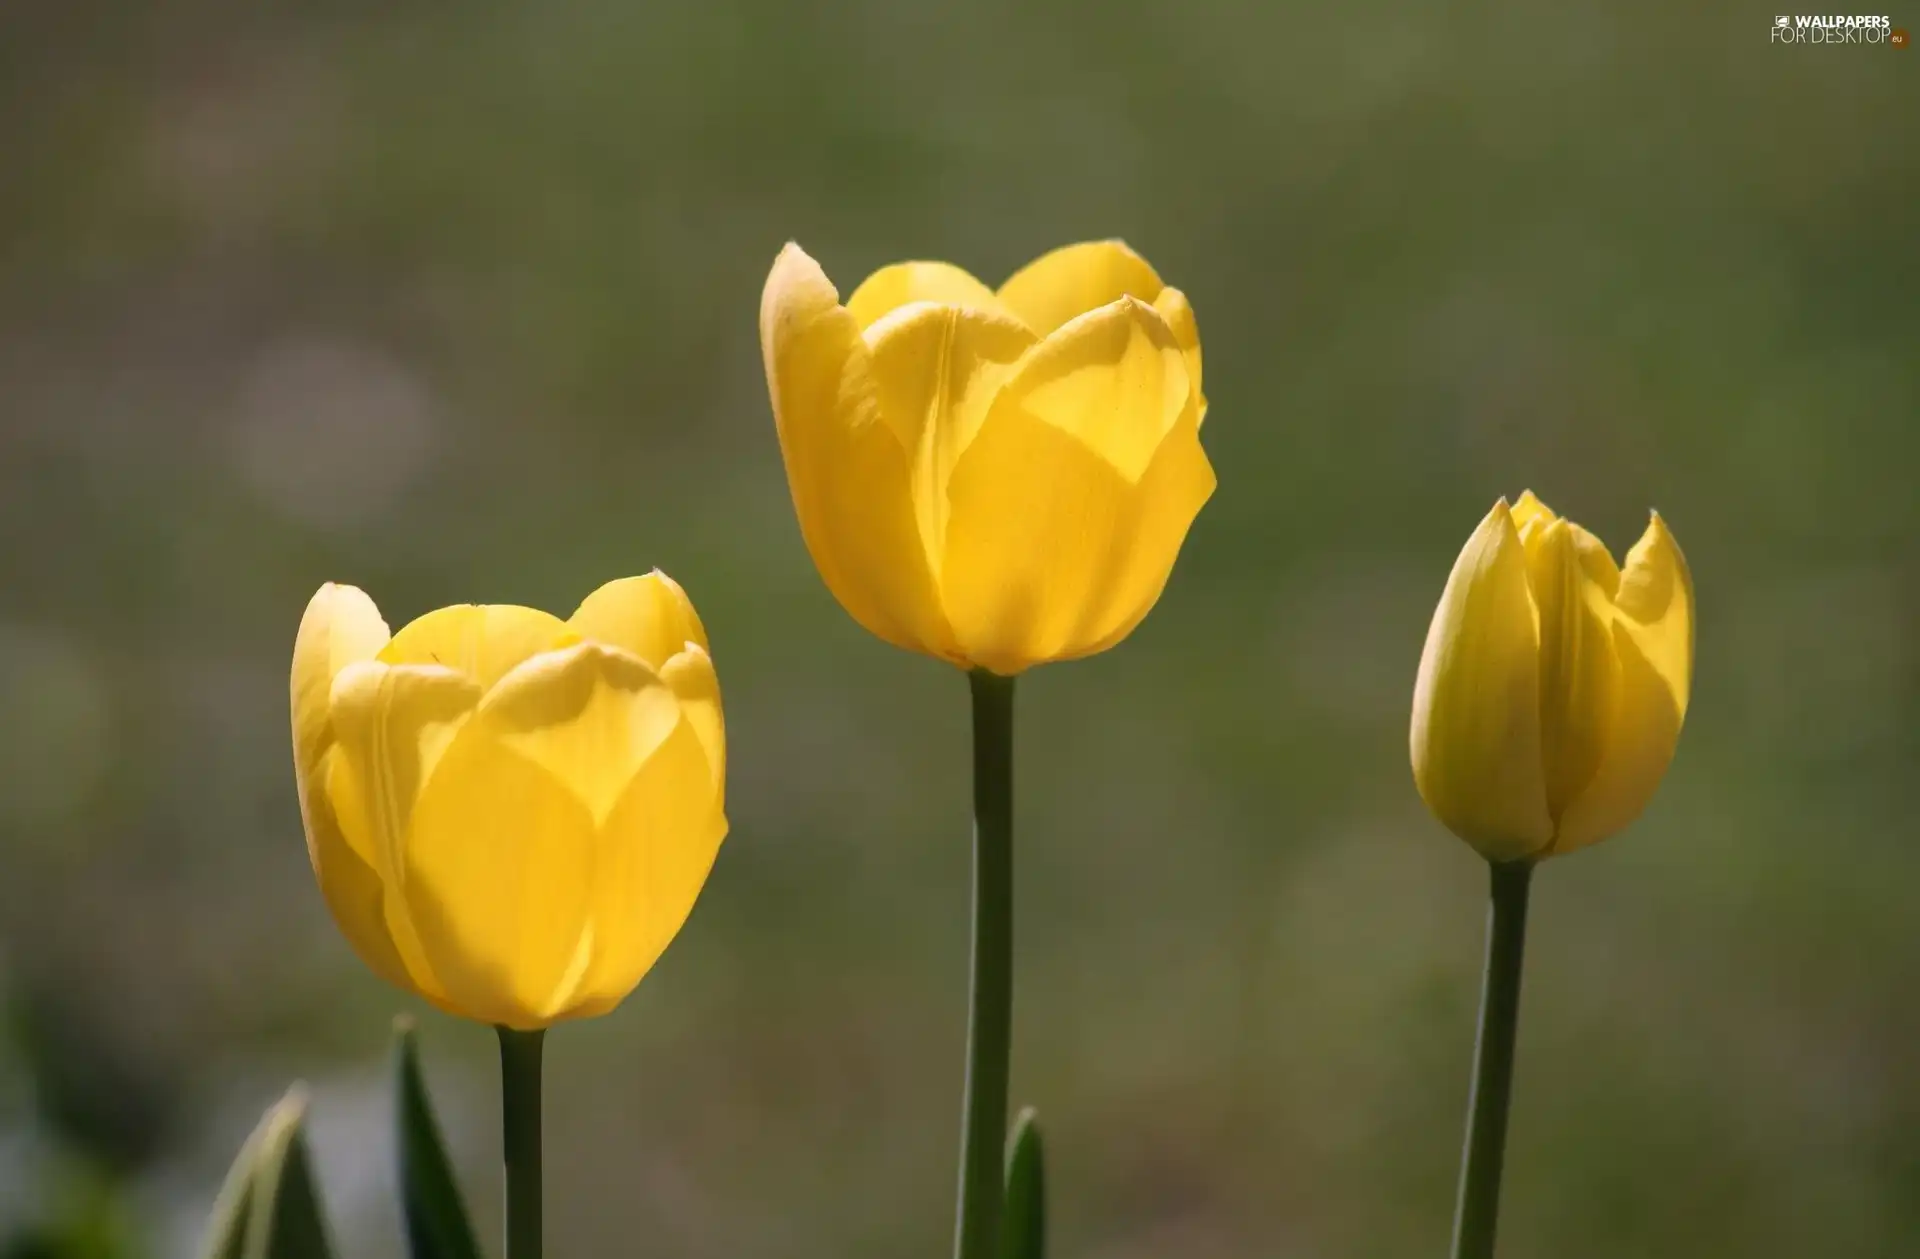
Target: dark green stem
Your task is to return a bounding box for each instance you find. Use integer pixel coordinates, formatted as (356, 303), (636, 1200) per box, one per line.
(1450, 860), (1534, 1259)
(497, 1027), (545, 1259)
(953, 669), (1016, 1259)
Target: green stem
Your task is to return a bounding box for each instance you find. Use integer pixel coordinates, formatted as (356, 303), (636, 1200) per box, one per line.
(953, 669), (1016, 1259)
(497, 1027), (545, 1259)
(1450, 860), (1534, 1259)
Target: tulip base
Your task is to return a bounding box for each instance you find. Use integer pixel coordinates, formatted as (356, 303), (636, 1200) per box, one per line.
(1450, 859), (1533, 1259)
(953, 669), (1016, 1259)
(497, 1027), (545, 1259)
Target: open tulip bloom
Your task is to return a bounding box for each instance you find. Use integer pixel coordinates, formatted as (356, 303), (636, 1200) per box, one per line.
(760, 239), (1213, 676)
(290, 571), (726, 1257)
(1411, 491), (1693, 1259)
(761, 239), (1212, 1259)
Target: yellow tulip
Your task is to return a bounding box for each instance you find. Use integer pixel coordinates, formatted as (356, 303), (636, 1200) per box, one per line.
(1410, 492), (1694, 862)
(759, 239), (1215, 675)
(289, 573), (727, 1029)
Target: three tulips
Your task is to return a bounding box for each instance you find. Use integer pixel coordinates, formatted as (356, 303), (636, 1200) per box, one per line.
(257, 239), (1693, 1259)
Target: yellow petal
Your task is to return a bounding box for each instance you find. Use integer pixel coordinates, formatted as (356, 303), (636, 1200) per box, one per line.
(760, 243), (959, 659)
(996, 240), (1166, 338)
(568, 571), (708, 671)
(1152, 286), (1205, 424)
(558, 712), (727, 1020)
(291, 584), (390, 776)
(288, 585), (407, 989)
(1522, 519), (1619, 823)
(1565, 521), (1622, 600)
(1510, 489), (1556, 532)
(399, 643), (683, 1027)
(1553, 513), (1693, 853)
(1513, 502), (1618, 600)
(380, 604), (573, 690)
(301, 757), (414, 991)
(940, 298), (1201, 672)
(1410, 502), (1555, 860)
(570, 572), (725, 797)
(845, 261), (1013, 330)
(326, 660), (484, 1006)
(482, 644), (683, 824)
(1058, 409), (1216, 660)
(863, 301), (1039, 580)
(661, 643), (725, 798)
(1612, 511), (1693, 715)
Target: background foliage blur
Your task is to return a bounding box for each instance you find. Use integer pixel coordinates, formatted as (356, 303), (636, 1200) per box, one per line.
(2, 1), (1915, 1255)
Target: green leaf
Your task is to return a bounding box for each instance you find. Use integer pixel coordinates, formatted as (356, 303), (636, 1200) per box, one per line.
(393, 1018), (483, 1259)
(198, 1116), (262, 1259)
(200, 1088), (336, 1259)
(1001, 1107), (1046, 1259)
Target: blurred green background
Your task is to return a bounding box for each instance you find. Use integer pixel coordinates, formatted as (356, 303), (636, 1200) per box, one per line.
(2, 0), (1915, 1255)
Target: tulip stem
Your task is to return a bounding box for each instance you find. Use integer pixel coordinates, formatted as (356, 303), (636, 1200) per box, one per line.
(497, 1027), (545, 1259)
(1450, 859), (1534, 1259)
(954, 669), (1016, 1259)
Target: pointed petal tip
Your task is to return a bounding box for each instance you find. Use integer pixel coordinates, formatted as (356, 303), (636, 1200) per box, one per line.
(1050, 290), (1181, 349)
(1630, 508), (1685, 559)
(305, 579), (381, 615)
(764, 241), (835, 299)
(267, 1083), (313, 1126)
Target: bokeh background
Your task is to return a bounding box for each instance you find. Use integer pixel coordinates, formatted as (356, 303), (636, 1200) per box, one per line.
(2, 1), (1916, 1255)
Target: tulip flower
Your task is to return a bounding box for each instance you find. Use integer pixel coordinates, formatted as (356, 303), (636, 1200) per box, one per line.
(290, 572), (726, 1029)
(759, 239), (1214, 676)
(1409, 491), (1693, 1259)
(291, 572), (725, 1258)
(761, 238), (1213, 1259)
(1411, 490), (1694, 863)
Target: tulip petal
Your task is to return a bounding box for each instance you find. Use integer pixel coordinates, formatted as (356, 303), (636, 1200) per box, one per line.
(1612, 512), (1693, 714)
(996, 240), (1165, 338)
(380, 604), (574, 689)
(327, 660), (484, 1006)
(846, 261), (1013, 330)
(292, 584), (391, 776)
(1553, 513), (1693, 853)
(1065, 409), (1216, 659)
(1410, 502), (1555, 860)
(482, 644), (683, 825)
(760, 243), (959, 659)
(863, 301), (1039, 578)
(1566, 521), (1622, 599)
(1522, 519), (1619, 822)
(289, 585), (408, 989)
(1511, 496), (1620, 599)
(568, 572), (708, 671)
(400, 643), (682, 1027)
(661, 644), (725, 797)
(940, 298), (1200, 672)
(1151, 286), (1205, 423)
(302, 754), (415, 992)
(559, 713), (727, 1019)
(1510, 489), (1556, 532)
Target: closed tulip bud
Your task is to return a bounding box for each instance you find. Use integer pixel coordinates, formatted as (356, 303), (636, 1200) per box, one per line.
(290, 573), (726, 1029)
(1411, 492), (1694, 862)
(759, 240), (1215, 676)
